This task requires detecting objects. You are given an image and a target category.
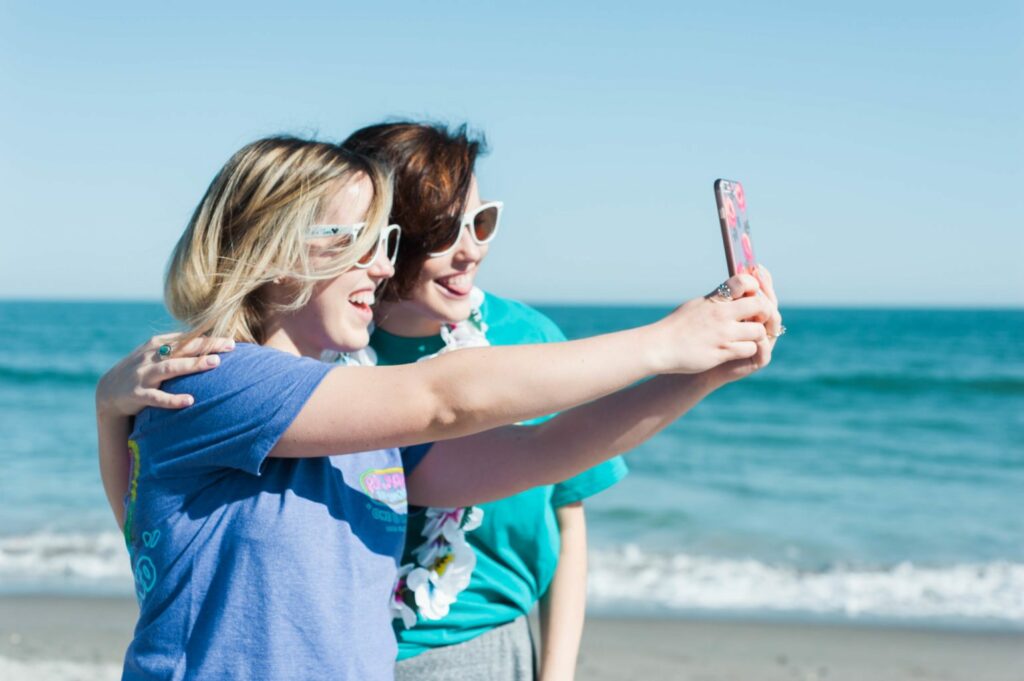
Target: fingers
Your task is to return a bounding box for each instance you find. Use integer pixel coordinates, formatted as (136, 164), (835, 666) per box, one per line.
(754, 266), (783, 338)
(755, 265), (779, 306)
(723, 340), (759, 360)
(726, 273), (761, 299)
(725, 294), (776, 323)
(141, 334), (235, 361)
(137, 388), (195, 410)
(766, 310), (783, 339)
(706, 273), (759, 302)
(726, 335), (774, 363)
(733, 321), (769, 342)
(143, 355), (222, 387)
(753, 337), (774, 368)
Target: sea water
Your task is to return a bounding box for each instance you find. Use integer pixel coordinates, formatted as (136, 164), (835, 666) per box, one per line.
(1, 302), (1021, 629)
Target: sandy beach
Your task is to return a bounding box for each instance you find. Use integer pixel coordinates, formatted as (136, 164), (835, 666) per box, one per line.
(1, 595), (1020, 681)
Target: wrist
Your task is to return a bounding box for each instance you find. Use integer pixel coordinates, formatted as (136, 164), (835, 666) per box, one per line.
(694, 368), (727, 393)
(95, 382), (115, 416)
(634, 323), (670, 375)
(95, 398), (122, 420)
(95, 378), (126, 418)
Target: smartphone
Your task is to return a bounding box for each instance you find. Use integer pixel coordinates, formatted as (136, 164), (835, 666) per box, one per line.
(714, 179), (756, 277)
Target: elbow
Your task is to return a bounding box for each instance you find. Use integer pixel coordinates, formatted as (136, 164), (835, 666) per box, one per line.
(424, 389), (460, 435)
(431, 406), (459, 433)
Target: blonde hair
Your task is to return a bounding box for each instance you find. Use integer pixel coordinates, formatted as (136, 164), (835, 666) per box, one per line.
(165, 136), (392, 345)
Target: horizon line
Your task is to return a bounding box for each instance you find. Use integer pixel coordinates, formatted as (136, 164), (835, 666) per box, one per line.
(1, 297), (1022, 312)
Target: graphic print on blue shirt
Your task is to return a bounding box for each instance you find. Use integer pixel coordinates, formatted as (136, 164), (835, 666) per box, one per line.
(122, 344), (407, 681)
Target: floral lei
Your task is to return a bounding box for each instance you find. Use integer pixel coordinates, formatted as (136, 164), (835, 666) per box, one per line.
(326, 288), (490, 629)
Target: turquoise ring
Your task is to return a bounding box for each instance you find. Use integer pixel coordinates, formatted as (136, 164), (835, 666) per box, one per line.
(158, 344), (172, 359)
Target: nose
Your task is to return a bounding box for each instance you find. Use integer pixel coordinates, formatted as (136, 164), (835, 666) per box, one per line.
(367, 246), (395, 281)
(451, 224), (483, 263)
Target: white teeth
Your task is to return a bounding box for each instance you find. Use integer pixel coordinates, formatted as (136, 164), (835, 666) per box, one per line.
(348, 291), (375, 306)
(440, 274), (469, 288)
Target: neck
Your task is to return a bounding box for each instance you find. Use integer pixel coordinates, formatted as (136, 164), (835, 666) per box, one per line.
(261, 322), (321, 359)
(375, 301), (446, 338)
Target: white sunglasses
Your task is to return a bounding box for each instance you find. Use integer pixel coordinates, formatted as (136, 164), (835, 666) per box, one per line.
(307, 222), (401, 268)
(428, 201), (504, 258)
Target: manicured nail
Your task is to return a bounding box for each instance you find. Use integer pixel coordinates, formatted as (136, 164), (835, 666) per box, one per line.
(206, 355), (220, 367)
(183, 395), (195, 407)
(224, 339), (236, 350)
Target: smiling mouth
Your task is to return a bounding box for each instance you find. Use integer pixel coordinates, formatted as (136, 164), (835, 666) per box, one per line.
(435, 273), (472, 297)
(348, 290), (375, 313)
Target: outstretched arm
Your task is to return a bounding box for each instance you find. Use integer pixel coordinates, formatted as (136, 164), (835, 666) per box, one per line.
(273, 275), (773, 458)
(407, 370), (722, 506)
(406, 267), (782, 507)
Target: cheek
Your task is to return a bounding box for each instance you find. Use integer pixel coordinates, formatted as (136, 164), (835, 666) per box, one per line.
(417, 256), (450, 281)
(311, 274), (358, 314)
(410, 260), (447, 298)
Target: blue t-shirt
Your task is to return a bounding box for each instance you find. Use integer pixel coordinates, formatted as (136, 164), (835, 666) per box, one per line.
(122, 343), (407, 681)
(371, 292), (628, 659)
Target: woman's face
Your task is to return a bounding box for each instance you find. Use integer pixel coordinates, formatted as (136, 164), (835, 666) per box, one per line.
(271, 174), (395, 356)
(388, 176), (490, 333)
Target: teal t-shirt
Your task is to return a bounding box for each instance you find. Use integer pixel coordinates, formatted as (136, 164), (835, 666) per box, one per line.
(372, 291), (628, 660)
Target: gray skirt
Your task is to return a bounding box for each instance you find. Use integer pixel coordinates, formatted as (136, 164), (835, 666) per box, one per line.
(394, 616), (535, 681)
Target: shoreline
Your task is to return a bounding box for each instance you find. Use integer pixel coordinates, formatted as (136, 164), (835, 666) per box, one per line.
(2, 595), (1021, 680)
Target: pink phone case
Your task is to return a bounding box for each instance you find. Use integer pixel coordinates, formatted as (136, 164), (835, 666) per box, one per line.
(714, 179), (756, 277)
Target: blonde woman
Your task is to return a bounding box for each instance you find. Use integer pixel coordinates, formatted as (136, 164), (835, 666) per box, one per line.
(96, 135), (780, 680)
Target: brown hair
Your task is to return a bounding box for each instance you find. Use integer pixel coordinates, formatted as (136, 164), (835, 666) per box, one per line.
(341, 122), (487, 299)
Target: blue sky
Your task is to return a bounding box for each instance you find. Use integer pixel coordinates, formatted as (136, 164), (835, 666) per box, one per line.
(1, 1), (1021, 306)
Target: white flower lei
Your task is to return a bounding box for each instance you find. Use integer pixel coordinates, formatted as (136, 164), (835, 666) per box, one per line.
(325, 288), (489, 628)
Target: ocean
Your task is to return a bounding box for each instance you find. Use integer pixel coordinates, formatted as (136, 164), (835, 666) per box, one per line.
(1, 302), (1022, 630)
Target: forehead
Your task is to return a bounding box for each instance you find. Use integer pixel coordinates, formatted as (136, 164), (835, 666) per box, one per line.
(320, 173), (373, 224)
(464, 175), (481, 211)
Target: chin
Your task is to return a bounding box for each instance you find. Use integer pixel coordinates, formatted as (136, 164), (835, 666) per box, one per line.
(330, 327), (370, 354)
(435, 299), (472, 325)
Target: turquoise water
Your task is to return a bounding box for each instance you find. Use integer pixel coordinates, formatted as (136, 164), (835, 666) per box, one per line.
(1, 302), (1022, 628)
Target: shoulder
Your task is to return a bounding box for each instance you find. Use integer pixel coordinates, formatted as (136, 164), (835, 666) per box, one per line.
(551, 456), (629, 507)
(167, 343), (327, 398)
(134, 344), (332, 435)
(480, 290), (565, 344)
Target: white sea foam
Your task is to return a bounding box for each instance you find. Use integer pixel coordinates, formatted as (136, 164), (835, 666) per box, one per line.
(588, 545), (1024, 625)
(0, 655), (120, 681)
(3, 533), (1023, 626)
(0, 532), (132, 592)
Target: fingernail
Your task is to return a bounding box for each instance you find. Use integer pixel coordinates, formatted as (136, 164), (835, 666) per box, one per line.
(206, 355), (220, 367)
(183, 395), (195, 407)
(224, 339), (236, 350)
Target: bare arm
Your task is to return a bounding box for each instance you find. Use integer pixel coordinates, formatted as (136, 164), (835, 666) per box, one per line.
(539, 502), (588, 681)
(96, 409), (133, 528)
(405, 269), (782, 508)
(274, 282), (773, 458)
(406, 371), (719, 506)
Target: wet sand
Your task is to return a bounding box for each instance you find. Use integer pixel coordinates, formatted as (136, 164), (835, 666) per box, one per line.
(1, 595), (1021, 680)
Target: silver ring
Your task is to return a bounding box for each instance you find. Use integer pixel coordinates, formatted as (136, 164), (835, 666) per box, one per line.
(768, 325), (787, 339)
(709, 282), (733, 301)
(158, 344), (173, 360)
